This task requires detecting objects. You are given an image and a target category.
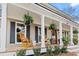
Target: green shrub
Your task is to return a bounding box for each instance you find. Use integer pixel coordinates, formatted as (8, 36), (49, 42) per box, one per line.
(53, 46), (60, 55)
(60, 47), (67, 53)
(33, 48), (41, 56)
(46, 47), (52, 56)
(16, 49), (26, 56)
(62, 36), (70, 46)
(73, 38), (78, 45)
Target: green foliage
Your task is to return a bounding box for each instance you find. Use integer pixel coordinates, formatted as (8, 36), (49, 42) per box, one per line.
(73, 33), (78, 45)
(60, 47), (67, 53)
(16, 49), (26, 56)
(46, 47), (52, 56)
(48, 24), (57, 30)
(62, 36), (70, 46)
(53, 46), (60, 55)
(33, 48), (41, 56)
(23, 13), (33, 25)
(52, 46), (68, 55)
(73, 29), (78, 34)
(73, 38), (78, 45)
(46, 38), (51, 47)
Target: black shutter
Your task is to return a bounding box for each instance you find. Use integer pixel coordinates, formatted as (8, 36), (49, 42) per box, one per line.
(26, 25), (30, 39)
(45, 27), (47, 37)
(10, 22), (15, 43)
(35, 26), (38, 43)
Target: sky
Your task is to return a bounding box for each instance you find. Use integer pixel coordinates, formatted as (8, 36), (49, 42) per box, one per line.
(50, 3), (79, 22)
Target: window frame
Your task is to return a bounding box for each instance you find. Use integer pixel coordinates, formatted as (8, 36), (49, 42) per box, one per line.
(15, 22), (26, 44)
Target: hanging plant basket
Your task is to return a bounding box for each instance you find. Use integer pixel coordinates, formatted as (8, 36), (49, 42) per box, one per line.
(73, 38), (78, 45)
(23, 13), (33, 25)
(73, 29), (78, 34)
(48, 24), (57, 30)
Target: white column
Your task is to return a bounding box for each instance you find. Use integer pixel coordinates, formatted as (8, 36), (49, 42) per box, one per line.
(70, 26), (74, 45)
(40, 15), (46, 53)
(59, 22), (63, 46)
(0, 3), (7, 52)
(41, 15), (45, 47)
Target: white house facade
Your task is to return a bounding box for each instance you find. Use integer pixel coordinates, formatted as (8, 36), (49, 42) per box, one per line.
(0, 3), (79, 55)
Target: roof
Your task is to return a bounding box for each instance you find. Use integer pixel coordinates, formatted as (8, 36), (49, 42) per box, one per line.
(35, 3), (79, 25)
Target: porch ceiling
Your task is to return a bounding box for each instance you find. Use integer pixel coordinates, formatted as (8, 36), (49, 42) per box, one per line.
(62, 23), (70, 31)
(45, 17), (59, 27)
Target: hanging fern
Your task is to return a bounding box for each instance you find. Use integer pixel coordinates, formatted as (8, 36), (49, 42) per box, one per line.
(73, 29), (78, 34)
(23, 13), (33, 25)
(48, 24), (57, 30)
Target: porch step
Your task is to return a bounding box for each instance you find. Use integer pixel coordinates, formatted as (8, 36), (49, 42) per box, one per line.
(67, 45), (79, 52)
(0, 48), (47, 56)
(0, 52), (16, 56)
(0, 45), (79, 56)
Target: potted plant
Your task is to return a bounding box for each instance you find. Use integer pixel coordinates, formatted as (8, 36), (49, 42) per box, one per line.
(23, 13), (33, 25)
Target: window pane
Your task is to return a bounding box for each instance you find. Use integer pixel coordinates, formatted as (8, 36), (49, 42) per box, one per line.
(17, 23), (25, 42)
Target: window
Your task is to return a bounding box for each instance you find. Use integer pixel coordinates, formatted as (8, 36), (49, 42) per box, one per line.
(0, 4), (2, 17)
(0, 4), (1, 43)
(15, 22), (26, 44)
(10, 22), (26, 44)
(0, 19), (1, 38)
(35, 26), (47, 43)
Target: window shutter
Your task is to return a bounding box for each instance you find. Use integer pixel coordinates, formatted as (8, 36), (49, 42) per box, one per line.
(10, 22), (15, 43)
(45, 27), (47, 37)
(35, 26), (38, 43)
(26, 25), (30, 39)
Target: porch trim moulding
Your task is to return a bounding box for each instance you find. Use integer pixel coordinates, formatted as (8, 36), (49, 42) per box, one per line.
(7, 4), (79, 27)
(7, 16), (71, 31)
(7, 16), (51, 27)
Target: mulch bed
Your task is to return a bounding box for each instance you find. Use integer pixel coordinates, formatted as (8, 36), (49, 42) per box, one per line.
(41, 52), (77, 56)
(57, 52), (77, 56)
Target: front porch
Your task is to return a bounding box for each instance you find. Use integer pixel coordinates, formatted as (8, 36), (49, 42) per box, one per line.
(0, 3), (79, 56)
